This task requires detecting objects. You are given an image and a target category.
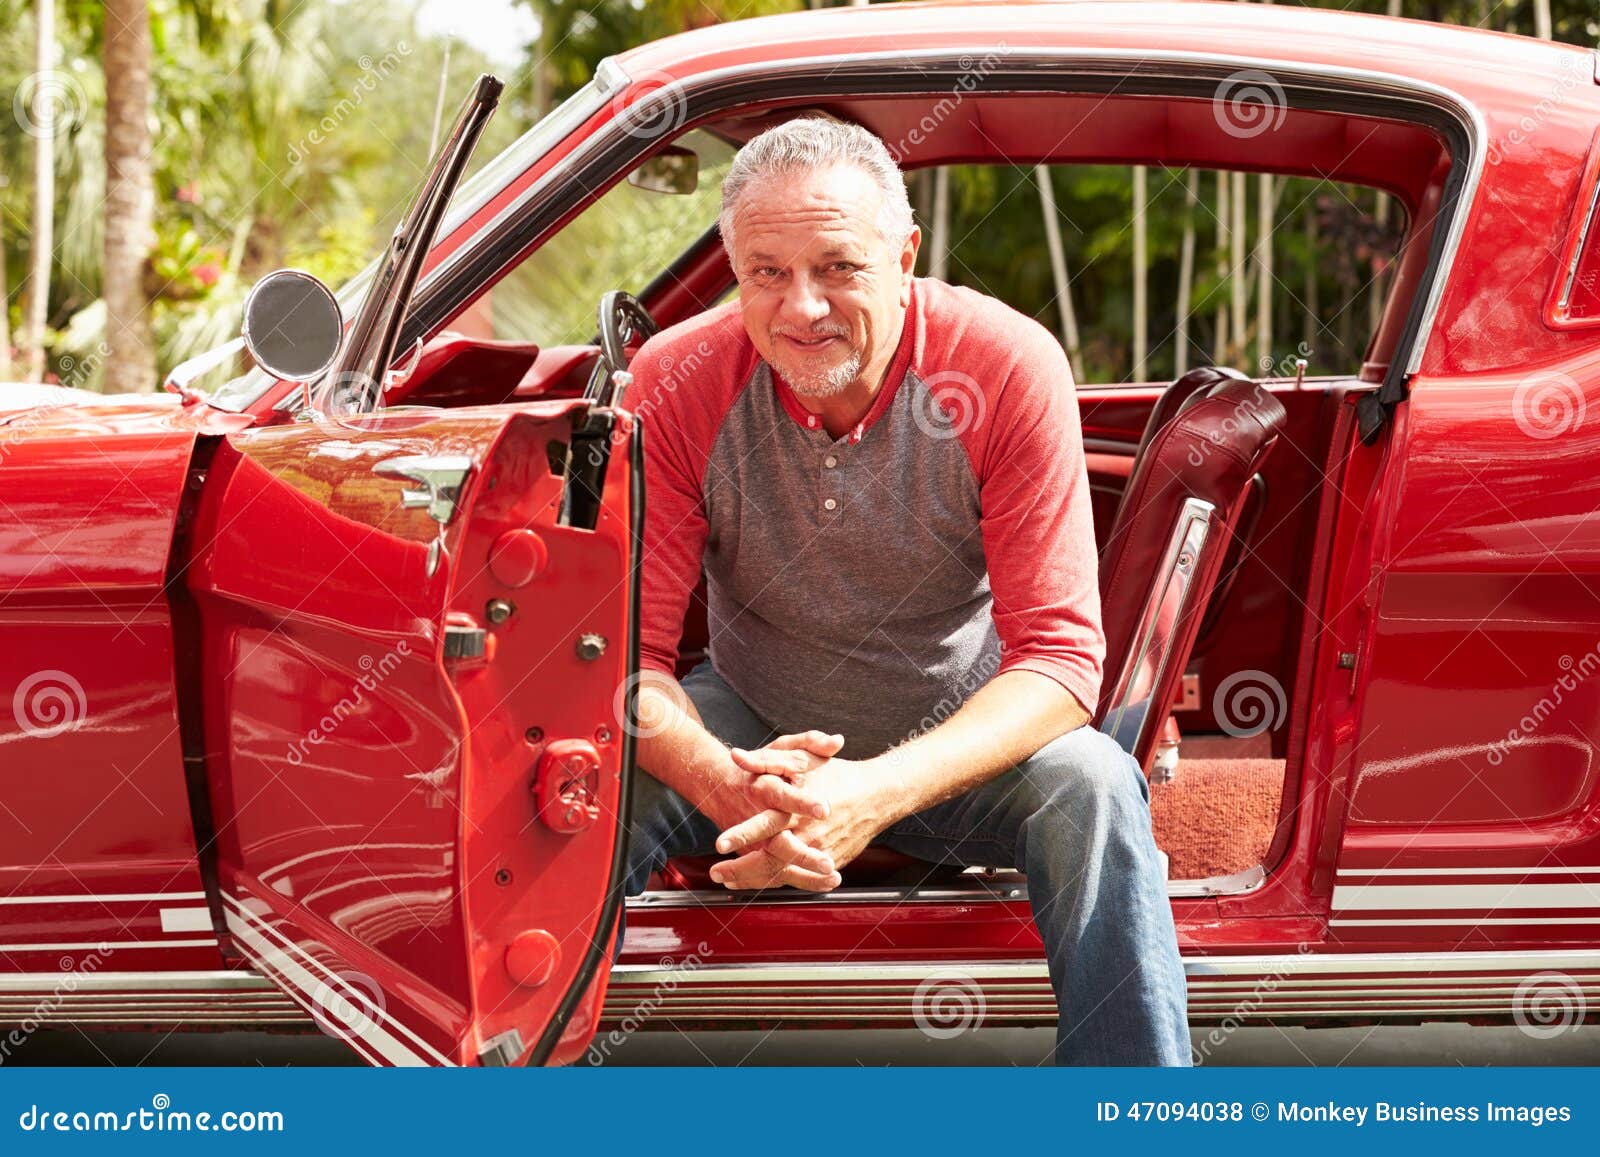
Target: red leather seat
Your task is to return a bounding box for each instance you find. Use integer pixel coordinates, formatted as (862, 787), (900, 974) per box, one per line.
(1095, 372), (1287, 769)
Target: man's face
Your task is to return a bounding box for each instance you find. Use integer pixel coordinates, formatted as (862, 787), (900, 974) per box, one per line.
(728, 163), (919, 398)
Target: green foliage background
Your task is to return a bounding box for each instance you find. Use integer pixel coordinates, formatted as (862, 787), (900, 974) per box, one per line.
(0, 0), (1595, 388)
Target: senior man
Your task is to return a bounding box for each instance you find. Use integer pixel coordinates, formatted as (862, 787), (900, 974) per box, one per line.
(621, 119), (1189, 1066)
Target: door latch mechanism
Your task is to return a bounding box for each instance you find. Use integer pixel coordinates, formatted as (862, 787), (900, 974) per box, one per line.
(532, 740), (602, 834)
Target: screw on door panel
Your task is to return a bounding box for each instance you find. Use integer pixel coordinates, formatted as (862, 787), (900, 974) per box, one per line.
(486, 598), (515, 625)
(576, 633), (607, 660)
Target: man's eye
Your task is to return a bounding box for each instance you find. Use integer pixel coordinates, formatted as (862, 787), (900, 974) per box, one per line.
(829, 263), (859, 274)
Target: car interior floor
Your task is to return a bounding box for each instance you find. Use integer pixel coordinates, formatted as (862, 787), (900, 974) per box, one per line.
(1150, 732), (1283, 881)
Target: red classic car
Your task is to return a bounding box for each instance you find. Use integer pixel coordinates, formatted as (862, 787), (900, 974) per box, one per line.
(5, 1), (1600, 1067)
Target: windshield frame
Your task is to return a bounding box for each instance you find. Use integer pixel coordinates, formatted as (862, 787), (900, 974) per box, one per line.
(205, 67), (619, 413)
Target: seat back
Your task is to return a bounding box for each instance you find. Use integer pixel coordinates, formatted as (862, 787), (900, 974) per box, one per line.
(1095, 374), (1288, 769)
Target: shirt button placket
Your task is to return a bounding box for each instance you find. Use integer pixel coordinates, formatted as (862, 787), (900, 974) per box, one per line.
(822, 447), (842, 516)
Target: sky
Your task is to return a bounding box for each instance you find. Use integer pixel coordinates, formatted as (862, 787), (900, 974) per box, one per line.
(414, 0), (540, 66)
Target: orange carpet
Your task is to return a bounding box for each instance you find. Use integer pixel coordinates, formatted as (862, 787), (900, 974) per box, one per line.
(1150, 757), (1286, 880)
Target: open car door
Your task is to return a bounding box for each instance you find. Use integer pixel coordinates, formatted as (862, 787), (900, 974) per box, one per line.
(179, 73), (636, 1065)
(184, 402), (639, 1066)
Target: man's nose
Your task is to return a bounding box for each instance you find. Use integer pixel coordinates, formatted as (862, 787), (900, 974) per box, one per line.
(778, 273), (830, 328)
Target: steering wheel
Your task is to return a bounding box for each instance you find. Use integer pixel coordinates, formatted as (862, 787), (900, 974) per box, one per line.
(591, 290), (659, 403)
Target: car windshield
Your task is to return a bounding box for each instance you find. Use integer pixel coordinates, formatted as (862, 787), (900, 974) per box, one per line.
(205, 74), (611, 412)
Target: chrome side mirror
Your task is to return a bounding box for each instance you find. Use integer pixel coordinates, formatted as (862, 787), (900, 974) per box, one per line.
(241, 269), (343, 382)
(627, 147), (699, 195)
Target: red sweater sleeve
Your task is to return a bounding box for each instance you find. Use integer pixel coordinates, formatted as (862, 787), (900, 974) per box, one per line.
(625, 304), (749, 676)
(955, 306), (1105, 717)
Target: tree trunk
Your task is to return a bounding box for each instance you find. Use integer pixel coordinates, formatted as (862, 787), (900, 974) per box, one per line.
(1533, 0), (1552, 40)
(1370, 190), (1390, 339)
(928, 166), (950, 281)
(1175, 170), (1197, 375)
(1131, 165), (1148, 381)
(1214, 170), (1230, 362)
(103, 0), (158, 392)
(1256, 171), (1273, 372)
(0, 201), (12, 381)
(1302, 200), (1318, 355)
(23, 0), (56, 383)
(1034, 165), (1083, 380)
(1230, 170), (1248, 365)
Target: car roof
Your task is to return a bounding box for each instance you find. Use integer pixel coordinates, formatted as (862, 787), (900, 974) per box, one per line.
(618, 0), (1592, 115)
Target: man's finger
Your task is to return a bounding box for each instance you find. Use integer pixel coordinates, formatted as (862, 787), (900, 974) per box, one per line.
(767, 829), (835, 875)
(728, 746), (808, 777)
(778, 864), (842, 893)
(767, 730), (845, 757)
(715, 808), (792, 854)
(709, 850), (837, 892)
(749, 773), (829, 820)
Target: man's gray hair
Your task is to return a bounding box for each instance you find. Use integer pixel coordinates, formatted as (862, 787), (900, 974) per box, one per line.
(719, 118), (915, 255)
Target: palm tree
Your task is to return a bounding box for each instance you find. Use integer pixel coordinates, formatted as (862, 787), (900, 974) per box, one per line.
(1131, 164), (1148, 380)
(1035, 165), (1083, 380)
(102, 0), (156, 390)
(23, 0), (55, 382)
(1175, 170), (1197, 375)
(0, 206), (11, 381)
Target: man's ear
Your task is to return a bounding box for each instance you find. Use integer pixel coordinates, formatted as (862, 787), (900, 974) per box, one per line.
(900, 226), (921, 303)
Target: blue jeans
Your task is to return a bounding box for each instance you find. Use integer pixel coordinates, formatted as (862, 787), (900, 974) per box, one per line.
(624, 663), (1192, 1066)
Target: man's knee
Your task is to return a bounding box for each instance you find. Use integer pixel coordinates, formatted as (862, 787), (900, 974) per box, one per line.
(1021, 725), (1150, 822)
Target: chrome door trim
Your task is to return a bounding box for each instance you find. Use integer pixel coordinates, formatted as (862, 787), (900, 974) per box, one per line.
(628, 862), (1266, 909)
(599, 950), (1600, 1026)
(607, 948), (1600, 984)
(1100, 496), (1215, 760)
(0, 971), (274, 993)
(1558, 163), (1600, 310)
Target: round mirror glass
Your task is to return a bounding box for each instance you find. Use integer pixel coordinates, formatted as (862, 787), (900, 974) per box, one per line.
(241, 270), (343, 382)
